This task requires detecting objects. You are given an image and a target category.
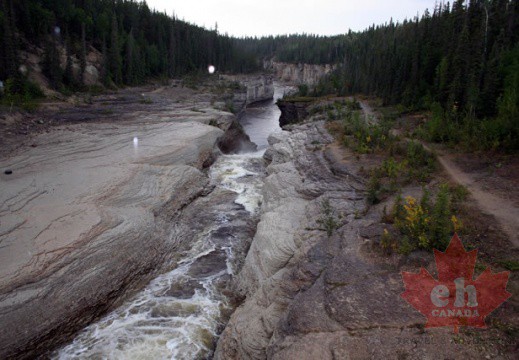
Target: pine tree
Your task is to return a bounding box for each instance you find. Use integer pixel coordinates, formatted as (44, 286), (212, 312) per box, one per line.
(101, 36), (110, 86)
(108, 13), (122, 84)
(2, 0), (18, 80)
(63, 36), (76, 89)
(124, 28), (136, 84)
(79, 22), (87, 84)
(41, 37), (62, 89)
(168, 22), (176, 77)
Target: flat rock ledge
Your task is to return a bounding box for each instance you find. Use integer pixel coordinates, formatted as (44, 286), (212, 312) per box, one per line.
(0, 108), (230, 358)
(215, 121), (515, 360)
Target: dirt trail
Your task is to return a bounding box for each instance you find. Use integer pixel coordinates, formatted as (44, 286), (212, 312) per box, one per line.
(358, 100), (519, 248)
(429, 147), (519, 247)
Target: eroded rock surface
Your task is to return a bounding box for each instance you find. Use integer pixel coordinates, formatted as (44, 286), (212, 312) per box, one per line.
(215, 121), (517, 359)
(0, 84), (251, 358)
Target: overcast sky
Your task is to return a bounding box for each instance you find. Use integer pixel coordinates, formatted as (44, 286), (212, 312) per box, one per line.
(145, 0), (441, 37)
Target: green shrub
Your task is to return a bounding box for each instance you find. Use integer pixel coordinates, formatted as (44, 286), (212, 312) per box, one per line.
(297, 84), (309, 96)
(405, 141), (436, 182)
(1, 77), (44, 110)
(498, 260), (519, 272)
(317, 198), (340, 237)
(391, 185), (460, 252)
(421, 100), (519, 152)
(367, 171), (383, 205)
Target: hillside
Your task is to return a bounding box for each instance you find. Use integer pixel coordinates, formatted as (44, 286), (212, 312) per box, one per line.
(0, 0), (259, 100)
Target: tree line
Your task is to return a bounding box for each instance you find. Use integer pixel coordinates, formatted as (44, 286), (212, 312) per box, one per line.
(1, 0), (517, 150)
(235, 34), (349, 65)
(329, 0), (519, 150)
(238, 0), (518, 150)
(0, 0), (260, 96)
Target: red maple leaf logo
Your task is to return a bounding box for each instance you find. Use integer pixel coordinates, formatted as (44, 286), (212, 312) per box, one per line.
(401, 233), (511, 333)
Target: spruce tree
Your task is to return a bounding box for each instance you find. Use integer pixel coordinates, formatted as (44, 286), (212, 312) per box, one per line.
(2, 0), (18, 80)
(41, 37), (62, 89)
(108, 13), (122, 84)
(79, 22), (87, 84)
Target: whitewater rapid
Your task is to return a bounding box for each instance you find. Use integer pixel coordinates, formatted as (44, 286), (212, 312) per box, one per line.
(54, 84), (284, 359)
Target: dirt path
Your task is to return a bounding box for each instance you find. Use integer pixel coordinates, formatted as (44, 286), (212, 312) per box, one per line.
(358, 99), (519, 248)
(429, 147), (519, 247)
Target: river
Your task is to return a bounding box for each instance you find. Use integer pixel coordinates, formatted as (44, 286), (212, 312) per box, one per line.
(53, 84), (285, 359)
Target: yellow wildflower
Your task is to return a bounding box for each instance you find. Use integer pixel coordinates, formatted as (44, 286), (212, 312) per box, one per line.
(451, 215), (462, 232)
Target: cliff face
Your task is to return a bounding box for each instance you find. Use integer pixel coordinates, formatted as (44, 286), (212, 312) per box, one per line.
(277, 99), (312, 127)
(222, 74), (275, 111)
(265, 60), (335, 86)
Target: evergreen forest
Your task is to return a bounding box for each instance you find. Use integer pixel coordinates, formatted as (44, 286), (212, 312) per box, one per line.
(0, 0), (259, 92)
(1, 0), (517, 149)
(239, 0), (518, 150)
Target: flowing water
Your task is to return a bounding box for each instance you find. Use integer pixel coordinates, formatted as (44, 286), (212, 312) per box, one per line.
(238, 83), (284, 150)
(54, 84), (285, 359)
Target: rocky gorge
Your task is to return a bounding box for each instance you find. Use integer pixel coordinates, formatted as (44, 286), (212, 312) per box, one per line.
(1, 69), (515, 359)
(0, 76), (273, 358)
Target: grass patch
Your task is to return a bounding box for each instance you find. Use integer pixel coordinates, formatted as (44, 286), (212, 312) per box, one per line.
(366, 141), (436, 204)
(140, 97), (153, 104)
(279, 96), (316, 103)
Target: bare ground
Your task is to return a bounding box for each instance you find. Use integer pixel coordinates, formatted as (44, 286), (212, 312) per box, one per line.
(361, 99), (519, 249)
(431, 148), (519, 247)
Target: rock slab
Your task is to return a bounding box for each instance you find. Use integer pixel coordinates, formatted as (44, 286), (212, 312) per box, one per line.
(0, 107), (224, 358)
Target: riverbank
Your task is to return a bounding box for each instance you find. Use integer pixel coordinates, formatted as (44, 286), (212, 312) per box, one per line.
(0, 76), (273, 358)
(214, 101), (518, 359)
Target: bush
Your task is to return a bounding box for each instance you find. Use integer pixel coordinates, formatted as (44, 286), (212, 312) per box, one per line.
(367, 170), (384, 205)
(392, 185), (461, 252)
(365, 142), (436, 207)
(297, 84), (309, 96)
(317, 198), (340, 237)
(405, 141), (436, 182)
(1, 76), (44, 110)
(341, 110), (394, 154)
(421, 100), (519, 152)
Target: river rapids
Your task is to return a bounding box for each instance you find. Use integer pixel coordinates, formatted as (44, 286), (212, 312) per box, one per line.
(53, 85), (285, 359)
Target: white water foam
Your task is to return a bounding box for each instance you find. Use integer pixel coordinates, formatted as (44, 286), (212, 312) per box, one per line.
(55, 152), (265, 360)
(55, 238), (225, 360)
(209, 150), (266, 214)
(55, 83), (285, 359)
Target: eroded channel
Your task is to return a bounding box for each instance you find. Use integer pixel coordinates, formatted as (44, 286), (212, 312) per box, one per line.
(54, 84), (285, 359)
